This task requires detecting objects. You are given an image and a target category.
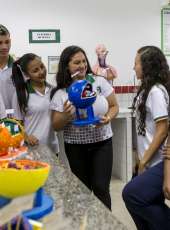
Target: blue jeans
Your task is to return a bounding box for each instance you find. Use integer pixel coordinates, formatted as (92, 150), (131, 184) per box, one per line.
(122, 162), (170, 230)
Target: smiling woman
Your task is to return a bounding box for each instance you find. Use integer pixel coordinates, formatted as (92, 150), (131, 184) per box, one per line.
(50, 45), (119, 210)
(11, 53), (59, 153)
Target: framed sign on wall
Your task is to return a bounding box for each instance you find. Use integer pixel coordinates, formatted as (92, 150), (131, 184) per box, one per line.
(29, 29), (60, 43)
(48, 56), (60, 74)
(161, 5), (170, 56)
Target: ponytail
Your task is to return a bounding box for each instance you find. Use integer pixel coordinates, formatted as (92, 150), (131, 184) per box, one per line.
(12, 60), (28, 114)
(11, 53), (39, 114)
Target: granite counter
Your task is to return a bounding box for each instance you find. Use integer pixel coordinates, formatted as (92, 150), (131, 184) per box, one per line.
(29, 145), (128, 230)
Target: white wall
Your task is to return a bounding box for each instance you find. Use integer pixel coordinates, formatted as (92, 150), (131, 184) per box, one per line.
(0, 0), (168, 85)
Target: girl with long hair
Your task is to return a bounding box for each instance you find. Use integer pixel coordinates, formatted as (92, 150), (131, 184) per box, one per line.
(50, 45), (119, 209)
(122, 46), (170, 230)
(11, 53), (59, 153)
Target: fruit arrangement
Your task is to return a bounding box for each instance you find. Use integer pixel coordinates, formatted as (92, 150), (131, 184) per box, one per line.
(0, 118), (24, 156)
(0, 159), (50, 198)
(0, 125), (11, 155)
(0, 161), (43, 170)
(0, 119), (51, 200)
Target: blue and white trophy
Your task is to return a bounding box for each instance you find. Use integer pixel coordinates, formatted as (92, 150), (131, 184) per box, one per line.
(68, 79), (100, 126)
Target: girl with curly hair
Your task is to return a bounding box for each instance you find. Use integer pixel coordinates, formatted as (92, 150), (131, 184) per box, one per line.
(122, 46), (170, 230)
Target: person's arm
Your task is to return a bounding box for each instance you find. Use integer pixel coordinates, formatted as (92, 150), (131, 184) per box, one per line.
(138, 119), (169, 173)
(163, 157), (170, 200)
(51, 100), (75, 131)
(100, 92), (119, 124)
(163, 129), (170, 199)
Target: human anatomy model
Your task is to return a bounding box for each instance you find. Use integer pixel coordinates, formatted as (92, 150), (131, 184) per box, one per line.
(92, 44), (117, 85)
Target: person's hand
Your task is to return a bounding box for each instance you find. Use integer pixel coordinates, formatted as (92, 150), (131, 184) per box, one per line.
(132, 155), (140, 178)
(162, 144), (170, 159)
(163, 144), (170, 200)
(163, 175), (170, 200)
(63, 100), (75, 122)
(25, 134), (39, 146)
(100, 115), (111, 124)
(132, 163), (139, 178)
(95, 115), (111, 128)
(138, 159), (147, 174)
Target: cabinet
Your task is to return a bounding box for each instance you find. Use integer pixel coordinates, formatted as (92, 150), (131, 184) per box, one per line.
(111, 108), (133, 182)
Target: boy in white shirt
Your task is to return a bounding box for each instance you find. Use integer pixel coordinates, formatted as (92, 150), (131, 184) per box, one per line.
(0, 25), (15, 110)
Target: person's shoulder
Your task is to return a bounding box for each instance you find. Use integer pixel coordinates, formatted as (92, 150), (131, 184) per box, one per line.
(93, 75), (105, 82)
(52, 88), (66, 98)
(0, 69), (12, 83)
(0, 67), (12, 76)
(94, 75), (111, 87)
(150, 84), (167, 94)
(149, 84), (168, 100)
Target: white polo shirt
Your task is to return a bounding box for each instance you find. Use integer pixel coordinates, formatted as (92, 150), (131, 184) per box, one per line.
(0, 56), (15, 109)
(136, 84), (169, 167)
(50, 76), (114, 144)
(0, 93), (6, 119)
(12, 83), (59, 153)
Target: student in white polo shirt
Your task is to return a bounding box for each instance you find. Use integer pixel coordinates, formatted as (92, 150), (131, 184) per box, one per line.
(0, 24), (15, 109)
(122, 46), (170, 230)
(50, 45), (119, 210)
(11, 53), (59, 153)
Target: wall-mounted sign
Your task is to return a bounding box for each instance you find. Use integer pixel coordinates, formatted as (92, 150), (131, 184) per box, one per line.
(48, 56), (60, 74)
(29, 29), (60, 43)
(161, 5), (170, 56)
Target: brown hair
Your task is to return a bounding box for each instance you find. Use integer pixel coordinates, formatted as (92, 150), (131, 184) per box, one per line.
(0, 25), (10, 36)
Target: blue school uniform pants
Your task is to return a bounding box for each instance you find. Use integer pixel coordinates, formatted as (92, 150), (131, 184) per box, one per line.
(122, 161), (170, 230)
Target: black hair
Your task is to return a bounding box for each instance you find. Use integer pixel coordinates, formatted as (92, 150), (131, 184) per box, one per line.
(0, 24), (10, 36)
(132, 46), (170, 135)
(50, 45), (93, 99)
(12, 53), (39, 114)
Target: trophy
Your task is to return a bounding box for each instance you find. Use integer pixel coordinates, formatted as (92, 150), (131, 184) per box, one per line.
(68, 79), (99, 126)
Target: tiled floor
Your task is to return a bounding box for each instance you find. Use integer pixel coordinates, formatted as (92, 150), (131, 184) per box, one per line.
(110, 178), (136, 230)
(110, 178), (170, 230)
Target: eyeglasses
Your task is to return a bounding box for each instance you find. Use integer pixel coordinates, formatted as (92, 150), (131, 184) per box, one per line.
(0, 25), (9, 35)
